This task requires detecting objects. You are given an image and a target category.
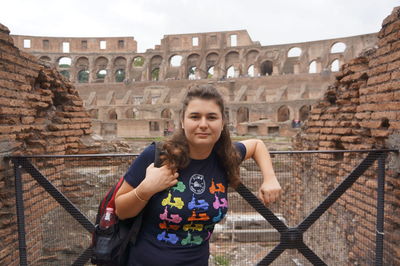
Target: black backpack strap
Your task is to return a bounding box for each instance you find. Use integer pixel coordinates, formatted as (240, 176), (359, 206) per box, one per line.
(154, 141), (163, 168)
(118, 141), (164, 255)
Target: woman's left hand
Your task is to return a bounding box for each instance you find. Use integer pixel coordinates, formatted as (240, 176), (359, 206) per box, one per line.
(258, 178), (282, 205)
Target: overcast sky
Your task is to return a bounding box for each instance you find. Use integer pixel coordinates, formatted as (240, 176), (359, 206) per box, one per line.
(0, 0), (398, 52)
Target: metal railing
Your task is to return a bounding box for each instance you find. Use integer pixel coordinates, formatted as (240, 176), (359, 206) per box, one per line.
(7, 149), (397, 265)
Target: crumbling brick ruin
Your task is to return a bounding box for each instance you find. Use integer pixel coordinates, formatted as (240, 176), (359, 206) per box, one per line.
(0, 23), (96, 265)
(11, 30), (377, 138)
(292, 7), (400, 265)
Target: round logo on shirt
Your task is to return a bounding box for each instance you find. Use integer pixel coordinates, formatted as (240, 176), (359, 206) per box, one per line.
(189, 174), (205, 194)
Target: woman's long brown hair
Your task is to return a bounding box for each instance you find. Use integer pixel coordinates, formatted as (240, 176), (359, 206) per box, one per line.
(161, 84), (241, 188)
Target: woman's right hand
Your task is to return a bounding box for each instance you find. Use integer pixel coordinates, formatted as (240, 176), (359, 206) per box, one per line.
(137, 163), (179, 199)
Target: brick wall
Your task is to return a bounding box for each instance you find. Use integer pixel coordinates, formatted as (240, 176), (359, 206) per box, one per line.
(293, 7), (400, 265)
(0, 23), (93, 265)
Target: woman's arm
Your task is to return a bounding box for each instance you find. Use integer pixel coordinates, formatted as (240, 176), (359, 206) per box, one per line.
(115, 163), (179, 220)
(240, 139), (282, 205)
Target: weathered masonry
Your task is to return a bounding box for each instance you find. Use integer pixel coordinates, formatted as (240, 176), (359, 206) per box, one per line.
(12, 31), (377, 138)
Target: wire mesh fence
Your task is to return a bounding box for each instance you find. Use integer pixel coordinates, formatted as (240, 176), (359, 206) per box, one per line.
(11, 150), (393, 265)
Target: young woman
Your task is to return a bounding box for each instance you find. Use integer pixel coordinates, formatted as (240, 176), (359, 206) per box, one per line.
(115, 84), (281, 265)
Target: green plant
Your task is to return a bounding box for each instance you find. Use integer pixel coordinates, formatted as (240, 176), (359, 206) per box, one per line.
(214, 255), (230, 266)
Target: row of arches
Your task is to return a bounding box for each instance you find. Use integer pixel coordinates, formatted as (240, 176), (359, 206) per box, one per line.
(95, 105), (311, 124)
(52, 54), (342, 83)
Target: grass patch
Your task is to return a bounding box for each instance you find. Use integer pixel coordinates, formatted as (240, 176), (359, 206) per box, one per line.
(213, 255), (230, 266)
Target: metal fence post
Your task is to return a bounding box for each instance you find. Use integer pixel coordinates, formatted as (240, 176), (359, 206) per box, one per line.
(13, 158), (28, 266)
(375, 153), (386, 266)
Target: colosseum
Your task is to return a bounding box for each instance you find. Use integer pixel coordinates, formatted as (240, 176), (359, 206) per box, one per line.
(11, 30), (378, 138)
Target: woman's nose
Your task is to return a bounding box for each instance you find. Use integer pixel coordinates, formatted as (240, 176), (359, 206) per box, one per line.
(199, 117), (208, 128)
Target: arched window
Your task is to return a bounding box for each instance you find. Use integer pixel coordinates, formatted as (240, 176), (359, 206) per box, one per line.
(170, 55), (182, 67)
(151, 68), (160, 81)
(109, 110), (117, 120)
(247, 65), (255, 77)
(115, 69), (125, 82)
(132, 56), (145, 67)
(260, 61), (273, 76)
(287, 47), (302, 57)
(237, 107), (249, 123)
(331, 59), (340, 72)
(330, 42), (346, 53)
(60, 70), (70, 80)
(39, 56), (51, 62)
(277, 106), (290, 122)
(188, 66), (197, 80)
(78, 70), (89, 83)
(96, 69), (107, 81)
(299, 105), (311, 121)
(161, 109), (172, 119)
(58, 57), (71, 68)
(226, 66), (235, 78)
(309, 61), (317, 73)
(207, 66), (214, 79)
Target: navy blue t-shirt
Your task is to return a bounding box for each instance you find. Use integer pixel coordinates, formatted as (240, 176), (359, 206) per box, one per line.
(123, 142), (246, 266)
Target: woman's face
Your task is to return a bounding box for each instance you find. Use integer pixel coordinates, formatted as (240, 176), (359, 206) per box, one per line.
(182, 98), (224, 149)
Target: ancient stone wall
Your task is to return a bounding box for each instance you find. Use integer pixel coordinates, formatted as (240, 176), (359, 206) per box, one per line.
(293, 7), (400, 265)
(11, 30), (378, 138)
(0, 23), (94, 265)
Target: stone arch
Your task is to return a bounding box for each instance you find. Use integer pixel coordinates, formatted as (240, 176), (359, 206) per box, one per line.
(88, 109), (98, 119)
(150, 55), (163, 81)
(39, 56), (51, 62)
(207, 66), (214, 79)
(75, 56), (89, 69)
(245, 50), (259, 63)
(260, 60), (273, 76)
(94, 56), (109, 69)
(132, 56), (145, 68)
(206, 52), (219, 78)
(94, 56), (109, 82)
(225, 51), (239, 67)
(187, 53), (200, 67)
(126, 108), (138, 118)
(187, 53), (200, 79)
(247, 65), (255, 77)
(115, 69), (125, 82)
(237, 107), (249, 123)
(206, 52), (219, 68)
(77, 70), (89, 83)
(114, 56), (127, 68)
(309, 60), (317, 73)
(58, 56), (72, 68)
(287, 47), (302, 57)
(277, 105), (290, 122)
(161, 108), (173, 119)
(330, 59), (340, 72)
(108, 109), (118, 120)
(170, 55), (182, 67)
(299, 105), (311, 121)
(226, 65), (235, 78)
(330, 42), (346, 53)
(60, 70), (70, 80)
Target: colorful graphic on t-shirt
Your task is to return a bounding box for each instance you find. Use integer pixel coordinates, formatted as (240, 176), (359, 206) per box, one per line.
(209, 179), (225, 194)
(161, 192), (184, 209)
(157, 231), (179, 244)
(159, 206), (182, 223)
(189, 174), (206, 194)
(213, 194), (228, 209)
(156, 176), (228, 246)
(172, 181), (186, 192)
(188, 194), (209, 210)
(181, 232), (202, 245)
(183, 222), (204, 231)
